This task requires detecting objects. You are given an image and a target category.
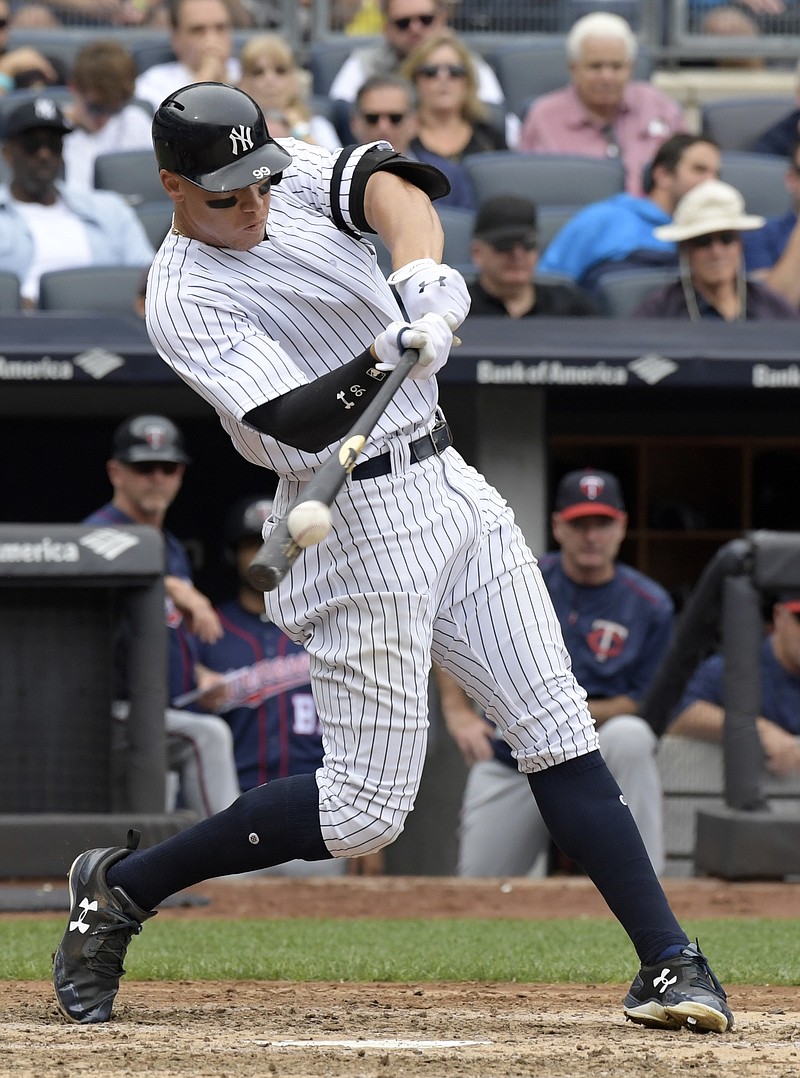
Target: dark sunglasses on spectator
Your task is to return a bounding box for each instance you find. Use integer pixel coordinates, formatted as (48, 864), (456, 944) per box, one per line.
(491, 238), (537, 252)
(84, 100), (124, 117)
(362, 111), (407, 125)
(17, 130), (63, 155)
(391, 12), (435, 29)
(417, 63), (467, 79)
(128, 461), (182, 476)
(687, 230), (738, 249)
(0, 16), (9, 27)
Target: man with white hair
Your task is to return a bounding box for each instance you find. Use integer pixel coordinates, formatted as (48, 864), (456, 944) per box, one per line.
(517, 11), (686, 195)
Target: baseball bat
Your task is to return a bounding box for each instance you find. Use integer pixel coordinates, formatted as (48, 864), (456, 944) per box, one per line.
(247, 347), (420, 592)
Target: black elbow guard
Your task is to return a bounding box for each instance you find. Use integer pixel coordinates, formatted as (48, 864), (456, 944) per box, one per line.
(242, 348), (390, 454)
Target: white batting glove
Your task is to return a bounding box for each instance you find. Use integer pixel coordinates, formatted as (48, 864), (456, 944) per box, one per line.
(387, 259), (471, 329)
(373, 312), (453, 380)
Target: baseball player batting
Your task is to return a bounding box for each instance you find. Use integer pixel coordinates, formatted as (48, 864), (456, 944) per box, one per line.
(53, 82), (732, 1034)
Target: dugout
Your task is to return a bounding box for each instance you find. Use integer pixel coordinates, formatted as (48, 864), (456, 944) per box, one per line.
(642, 530), (800, 880)
(0, 523), (195, 878)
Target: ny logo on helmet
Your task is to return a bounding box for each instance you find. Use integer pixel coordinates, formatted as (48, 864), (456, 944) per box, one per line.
(229, 125), (254, 156)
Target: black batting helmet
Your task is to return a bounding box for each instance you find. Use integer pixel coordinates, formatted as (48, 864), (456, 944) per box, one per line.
(224, 495), (274, 562)
(152, 82), (292, 192)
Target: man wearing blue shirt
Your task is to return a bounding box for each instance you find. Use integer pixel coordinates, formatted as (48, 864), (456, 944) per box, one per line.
(538, 133), (720, 294)
(743, 140), (800, 311)
(670, 594), (800, 777)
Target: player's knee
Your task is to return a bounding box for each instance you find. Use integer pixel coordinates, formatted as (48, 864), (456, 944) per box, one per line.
(598, 715), (656, 765)
(325, 809), (406, 858)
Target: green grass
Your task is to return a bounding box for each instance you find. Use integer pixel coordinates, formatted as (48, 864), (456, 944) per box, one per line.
(3, 918), (798, 984)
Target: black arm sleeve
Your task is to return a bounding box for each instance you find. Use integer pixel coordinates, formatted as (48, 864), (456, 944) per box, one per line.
(331, 145), (451, 237)
(241, 348), (393, 454)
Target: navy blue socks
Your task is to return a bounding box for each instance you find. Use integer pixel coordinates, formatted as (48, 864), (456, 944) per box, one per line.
(527, 750), (689, 967)
(107, 772), (330, 911)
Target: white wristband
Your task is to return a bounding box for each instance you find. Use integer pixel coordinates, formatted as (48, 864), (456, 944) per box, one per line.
(386, 258), (438, 286)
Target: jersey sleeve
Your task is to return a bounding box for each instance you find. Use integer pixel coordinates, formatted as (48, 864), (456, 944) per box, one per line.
(279, 137), (403, 238)
(146, 247), (309, 421)
(673, 654), (725, 717)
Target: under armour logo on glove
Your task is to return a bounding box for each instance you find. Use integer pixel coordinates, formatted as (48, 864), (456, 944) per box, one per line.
(417, 275), (447, 293)
(387, 258), (470, 329)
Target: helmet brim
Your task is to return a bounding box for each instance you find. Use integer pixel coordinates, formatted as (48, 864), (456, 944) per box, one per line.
(188, 140), (293, 192)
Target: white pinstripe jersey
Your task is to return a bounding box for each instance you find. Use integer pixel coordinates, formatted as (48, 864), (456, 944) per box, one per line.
(145, 138), (439, 479)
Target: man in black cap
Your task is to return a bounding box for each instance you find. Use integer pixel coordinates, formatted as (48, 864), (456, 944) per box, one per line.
(0, 94), (153, 307)
(447, 468), (673, 877)
(83, 414), (241, 820)
(467, 195), (597, 317)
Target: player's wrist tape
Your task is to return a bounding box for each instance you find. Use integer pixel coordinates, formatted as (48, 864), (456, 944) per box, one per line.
(242, 348), (386, 454)
(386, 258), (438, 286)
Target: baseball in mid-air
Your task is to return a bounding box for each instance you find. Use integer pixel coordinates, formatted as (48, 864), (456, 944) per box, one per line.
(287, 500), (332, 548)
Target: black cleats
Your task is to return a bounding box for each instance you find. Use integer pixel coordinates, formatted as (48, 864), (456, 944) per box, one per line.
(623, 940), (733, 1034)
(53, 829), (155, 1023)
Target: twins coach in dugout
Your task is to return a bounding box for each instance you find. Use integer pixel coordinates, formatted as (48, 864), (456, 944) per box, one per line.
(53, 81), (733, 1035)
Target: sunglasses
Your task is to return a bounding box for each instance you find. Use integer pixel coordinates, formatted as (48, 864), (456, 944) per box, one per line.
(417, 63), (467, 79)
(17, 130), (63, 155)
(0, 16), (9, 27)
(391, 12), (435, 29)
(491, 238), (537, 252)
(84, 100), (124, 117)
(361, 111), (407, 125)
(128, 461), (182, 476)
(687, 230), (738, 249)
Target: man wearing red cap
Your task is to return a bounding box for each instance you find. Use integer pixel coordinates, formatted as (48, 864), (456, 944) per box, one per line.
(449, 468), (673, 876)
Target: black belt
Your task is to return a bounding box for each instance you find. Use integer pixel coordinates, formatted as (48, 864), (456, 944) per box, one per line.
(350, 419), (452, 481)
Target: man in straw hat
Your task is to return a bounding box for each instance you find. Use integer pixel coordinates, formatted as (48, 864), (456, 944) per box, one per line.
(633, 179), (800, 321)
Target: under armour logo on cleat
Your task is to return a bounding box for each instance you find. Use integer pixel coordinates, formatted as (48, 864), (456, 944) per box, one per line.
(417, 276), (447, 293)
(69, 897), (98, 934)
(653, 968), (678, 994)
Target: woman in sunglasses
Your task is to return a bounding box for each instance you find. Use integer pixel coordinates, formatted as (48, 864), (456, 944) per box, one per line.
(633, 179), (800, 321)
(238, 33), (341, 151)
(399, 30), (505, 207)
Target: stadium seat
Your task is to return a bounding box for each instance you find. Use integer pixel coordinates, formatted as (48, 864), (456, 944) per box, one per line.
(38, 266), (146, 314)
(463, 152), (625, 210)
(537, 205), (577, 254)
(306, 36), (381, 96)
(701, 96), (795, 153)
(596, 268), (678, 317)
(135, 200), (174, 249)
(720, 150), (791, 218)
(94, 149), (168, 206)
(0, 271), (21, 312)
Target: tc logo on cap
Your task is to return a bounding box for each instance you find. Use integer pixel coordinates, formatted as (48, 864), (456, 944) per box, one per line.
(141, 423), (170, 451)
(579, 474), (606, 501)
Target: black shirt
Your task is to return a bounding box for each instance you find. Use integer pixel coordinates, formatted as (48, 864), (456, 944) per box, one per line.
(466, 278), (598, 317)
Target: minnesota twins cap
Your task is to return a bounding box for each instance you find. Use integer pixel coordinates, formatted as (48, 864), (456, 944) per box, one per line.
(778, 589), (800, 613)
(554, 469), (626, 521)
(4, 96), (72, 139)
(112, 414), (191, 464)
